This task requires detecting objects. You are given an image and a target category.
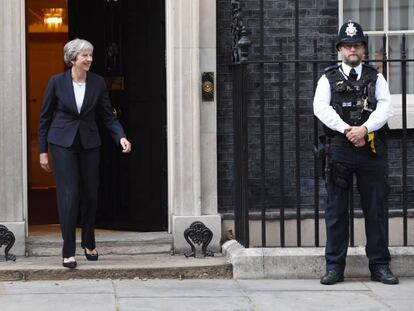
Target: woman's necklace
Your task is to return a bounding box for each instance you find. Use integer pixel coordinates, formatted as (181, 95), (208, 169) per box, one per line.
(73, 80), (85, 87)
(73, 80), (85, 86)
(72, 70), (86, 86)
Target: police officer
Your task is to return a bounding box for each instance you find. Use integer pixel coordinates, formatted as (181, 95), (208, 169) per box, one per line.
(313, 21), (398, 285)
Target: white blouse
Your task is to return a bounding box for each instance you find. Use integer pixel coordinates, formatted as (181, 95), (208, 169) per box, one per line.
(72, 81), (86, 113)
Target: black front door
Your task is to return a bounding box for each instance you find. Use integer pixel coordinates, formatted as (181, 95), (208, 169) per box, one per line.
(68, 0), (167, 231)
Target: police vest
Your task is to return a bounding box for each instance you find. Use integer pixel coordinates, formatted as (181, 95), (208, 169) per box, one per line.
(324, 64), (378, 136)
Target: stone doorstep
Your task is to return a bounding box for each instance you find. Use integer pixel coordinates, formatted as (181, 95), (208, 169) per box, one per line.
(0, 253), (232, 281)
(26, 242), (173, 257)
(26, 232), (173, 256)
(222, 240), (414, 279)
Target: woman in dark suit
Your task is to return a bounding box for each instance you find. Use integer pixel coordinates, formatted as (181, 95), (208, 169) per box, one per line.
(38, 38), (131, 268)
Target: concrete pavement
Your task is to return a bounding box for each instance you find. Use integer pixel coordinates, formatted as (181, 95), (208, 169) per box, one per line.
(0, 278), (413, 310)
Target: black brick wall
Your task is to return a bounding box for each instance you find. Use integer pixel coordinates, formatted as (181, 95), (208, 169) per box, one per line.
(216, 0), (414, 216)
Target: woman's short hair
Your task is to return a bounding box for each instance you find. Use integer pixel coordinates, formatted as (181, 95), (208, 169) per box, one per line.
(63, 38), (94, 67)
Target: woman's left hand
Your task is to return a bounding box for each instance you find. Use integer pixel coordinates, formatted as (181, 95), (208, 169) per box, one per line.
(120, 137), (132, 153)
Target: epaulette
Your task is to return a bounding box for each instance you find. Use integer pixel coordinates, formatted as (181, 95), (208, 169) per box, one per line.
(324, 64), (340, 73)
(362, 63), (378, 72)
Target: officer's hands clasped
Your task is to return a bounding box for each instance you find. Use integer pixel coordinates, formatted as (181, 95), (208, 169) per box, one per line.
(345, 126), (367, 147)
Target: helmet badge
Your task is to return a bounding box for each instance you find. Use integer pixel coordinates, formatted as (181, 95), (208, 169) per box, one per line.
(345, 22), (357, 37)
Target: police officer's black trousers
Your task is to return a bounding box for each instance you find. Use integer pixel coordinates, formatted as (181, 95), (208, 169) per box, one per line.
(325, 145), (391, 273)
(50, 133), (99, 258)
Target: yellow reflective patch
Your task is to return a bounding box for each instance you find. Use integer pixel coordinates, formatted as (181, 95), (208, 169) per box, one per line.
(367, 132), (376, 154)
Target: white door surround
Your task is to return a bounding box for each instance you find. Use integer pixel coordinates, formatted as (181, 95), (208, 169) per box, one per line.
(166, 0), (221, 253)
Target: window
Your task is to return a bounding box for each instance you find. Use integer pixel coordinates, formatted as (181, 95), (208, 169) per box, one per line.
(339, 0), (414, 129)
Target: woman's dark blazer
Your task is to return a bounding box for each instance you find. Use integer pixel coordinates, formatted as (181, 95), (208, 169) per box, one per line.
(38, 70), (125, 153)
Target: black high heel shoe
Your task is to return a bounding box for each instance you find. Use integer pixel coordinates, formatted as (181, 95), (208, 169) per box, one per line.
(84, 248), (99, 261)
(62, 257), (77, 269)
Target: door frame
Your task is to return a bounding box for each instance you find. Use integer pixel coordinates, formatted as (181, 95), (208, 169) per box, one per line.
(23, 0), (219, 241)
(24, 0), (172, 234)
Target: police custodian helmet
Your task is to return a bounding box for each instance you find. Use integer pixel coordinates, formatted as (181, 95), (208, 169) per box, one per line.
(336, 20), (367, 50)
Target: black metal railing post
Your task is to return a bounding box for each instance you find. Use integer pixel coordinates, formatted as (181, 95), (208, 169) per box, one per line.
(279, 39), (286, 247)
(382, 34), (388, 78)
(381, 34), (389, 243)
(232, 62), (250, 248)
(294, 0), (301, 246)
(259, 0), (266, 247)
(364, 35), (369, 64)
(401, 34), (408, 246)
(231, 0), (251, 247)
(349, 185), (355, 247)
(312, 39), (320, 247)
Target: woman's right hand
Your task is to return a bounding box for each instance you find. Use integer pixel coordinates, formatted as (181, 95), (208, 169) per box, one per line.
(40, 153), (52, 172)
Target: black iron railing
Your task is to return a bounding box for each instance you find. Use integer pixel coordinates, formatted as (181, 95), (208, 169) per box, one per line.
(229, 0), (414, 248)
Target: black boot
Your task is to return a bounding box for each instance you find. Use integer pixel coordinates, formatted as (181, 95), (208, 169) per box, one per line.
(320, 270), (344, 285)
(370, 265), (399, 285)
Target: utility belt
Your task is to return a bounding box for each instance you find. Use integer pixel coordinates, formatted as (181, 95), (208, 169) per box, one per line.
(315, 130), (387, 181)
(329, 131), (386, 155)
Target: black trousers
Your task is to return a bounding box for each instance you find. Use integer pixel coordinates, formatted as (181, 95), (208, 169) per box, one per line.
(50, 133), (100, 258)
(325, 145), (391, 272)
